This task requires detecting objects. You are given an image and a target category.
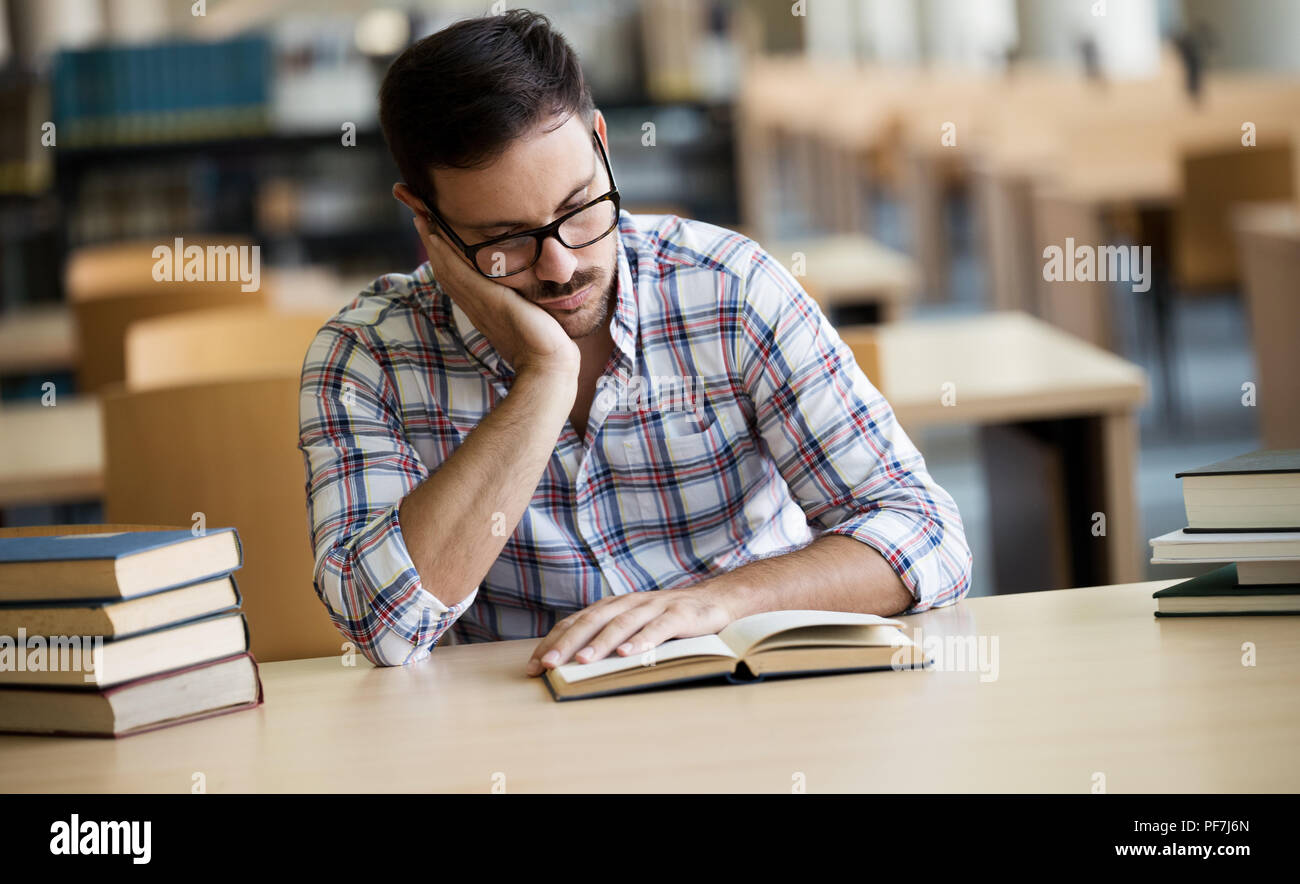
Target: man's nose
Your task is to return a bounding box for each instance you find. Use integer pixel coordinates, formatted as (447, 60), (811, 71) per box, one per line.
(532, 235), (578, 285)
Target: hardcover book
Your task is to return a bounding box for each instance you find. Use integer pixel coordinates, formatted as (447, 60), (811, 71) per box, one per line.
(0, 611), (250, 688)
(1177, 449), (1300, 532)
(1153, 564), (1300, 617)
(0, 652), (262, 737)
(0, 573), (241, 640)
(0, 527), (242, 603)
(544, 610), (929, 702)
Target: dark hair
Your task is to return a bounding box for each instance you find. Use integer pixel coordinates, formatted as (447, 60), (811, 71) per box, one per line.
(379, 10), (596, 206)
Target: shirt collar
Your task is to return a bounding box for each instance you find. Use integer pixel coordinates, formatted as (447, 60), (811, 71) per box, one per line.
(610, 219), (639, 364)
(440, 216), (640, 381)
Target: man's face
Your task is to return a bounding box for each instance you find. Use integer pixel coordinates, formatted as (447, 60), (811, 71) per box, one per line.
(427, 113), (618, 340)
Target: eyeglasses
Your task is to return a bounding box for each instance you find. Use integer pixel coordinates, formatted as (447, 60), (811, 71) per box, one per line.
(420, 129), (621, 279)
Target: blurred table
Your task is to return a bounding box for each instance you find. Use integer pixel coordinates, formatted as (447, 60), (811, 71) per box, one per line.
(876, 311), (1146, 425)
(0, 305), (76, 377)
(765, 234), (916, 323)
(0, 396), (103, 508)
(845, 311), (1147, 593)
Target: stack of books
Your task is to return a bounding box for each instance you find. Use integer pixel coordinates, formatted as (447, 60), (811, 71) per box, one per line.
(0, 527), (262, 737)
(1150, 449), (1300, 617)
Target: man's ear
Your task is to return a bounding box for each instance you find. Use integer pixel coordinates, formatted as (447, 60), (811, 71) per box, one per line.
(592, 109), (607, 150)
(392, 182), (429, 219)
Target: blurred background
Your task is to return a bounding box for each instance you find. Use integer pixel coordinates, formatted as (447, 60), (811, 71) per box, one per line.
(0, 0), (1297, 659)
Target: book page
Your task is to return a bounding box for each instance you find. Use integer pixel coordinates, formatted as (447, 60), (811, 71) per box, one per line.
(551, 633), (736, 684)
(717, 610), (905, 657)
(749, 624), (913, 653)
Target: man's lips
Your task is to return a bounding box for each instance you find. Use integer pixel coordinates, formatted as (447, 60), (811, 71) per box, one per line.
(534, 284), (592, 311)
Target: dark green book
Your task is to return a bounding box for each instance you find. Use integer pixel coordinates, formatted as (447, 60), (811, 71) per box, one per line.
(1153, 564), (1300, 617)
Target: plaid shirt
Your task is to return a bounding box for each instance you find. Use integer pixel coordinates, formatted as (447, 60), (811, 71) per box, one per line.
(298, 212), (971, 666)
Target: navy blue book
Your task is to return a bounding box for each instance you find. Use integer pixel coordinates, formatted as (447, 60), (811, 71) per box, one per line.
(0, 528), (242, 604)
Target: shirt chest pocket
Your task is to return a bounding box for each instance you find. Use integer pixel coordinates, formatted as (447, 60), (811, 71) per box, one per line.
(608, 409), (747, 528)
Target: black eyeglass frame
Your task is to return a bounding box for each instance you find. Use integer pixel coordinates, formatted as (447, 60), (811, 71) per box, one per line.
(418, 129), (621, 279)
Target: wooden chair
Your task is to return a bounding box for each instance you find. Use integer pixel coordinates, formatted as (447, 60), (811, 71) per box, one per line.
(124, 305), (335, 391)
(101, 373), (342, 662)
(1234, 202), (1300, 448)
(1175, 139), (1296, 291)
(66, 238), (268, 394)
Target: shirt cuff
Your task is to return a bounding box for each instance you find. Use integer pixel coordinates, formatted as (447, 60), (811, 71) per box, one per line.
(822, 507), (969, 613)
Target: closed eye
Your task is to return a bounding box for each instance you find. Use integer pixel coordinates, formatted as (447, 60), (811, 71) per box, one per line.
(481, 197), (589, 240)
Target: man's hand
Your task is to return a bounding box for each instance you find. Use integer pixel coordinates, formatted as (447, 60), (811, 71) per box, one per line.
(524, 586), (741, 676)
(413, 212), (580, 377)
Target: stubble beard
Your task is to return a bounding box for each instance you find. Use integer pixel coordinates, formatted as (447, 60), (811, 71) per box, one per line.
(527, 263), (616, 340)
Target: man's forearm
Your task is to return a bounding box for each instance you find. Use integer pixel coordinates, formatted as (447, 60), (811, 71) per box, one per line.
(398, 367), (575, 607)
(698, 533), (915, 620)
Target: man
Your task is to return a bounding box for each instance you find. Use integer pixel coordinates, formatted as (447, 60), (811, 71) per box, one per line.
(298, 10), (971, 677)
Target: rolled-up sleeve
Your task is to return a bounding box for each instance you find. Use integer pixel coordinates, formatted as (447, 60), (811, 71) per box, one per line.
(733, 248), (973, 612)
(298, 323), (476, 665)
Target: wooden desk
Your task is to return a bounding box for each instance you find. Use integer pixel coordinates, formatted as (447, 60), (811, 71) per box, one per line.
(2, 580), (1295, 793)
(874, 311), (1146, 426)
(848, 312), (1147, 593)
(0, 396), (103, 508)
(0, 305), (76, 377)
(764, 234), (916, 323)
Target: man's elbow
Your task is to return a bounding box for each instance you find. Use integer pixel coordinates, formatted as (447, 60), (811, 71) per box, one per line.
(311, 577), (394, 667)
(311, 561), (434, 667)
(925, 532), (974, 611)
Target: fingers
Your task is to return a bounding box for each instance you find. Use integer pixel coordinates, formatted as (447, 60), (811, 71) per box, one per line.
(522, 592), (738, 678)
(411, 210), (434, 241)
(525, 596), (661, 676)
(525, 617), (575, 677)
(569, 602), (667, 666)
(414, 217), (494, 319)
(413, 215), (456, 268)
(614, 613), (687, 660)
(418, 220), (516, 306)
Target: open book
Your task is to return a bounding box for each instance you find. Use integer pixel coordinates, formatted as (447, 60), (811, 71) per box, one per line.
(543, 610), (929, 701)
